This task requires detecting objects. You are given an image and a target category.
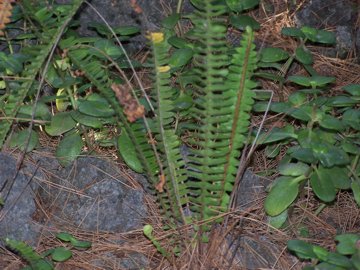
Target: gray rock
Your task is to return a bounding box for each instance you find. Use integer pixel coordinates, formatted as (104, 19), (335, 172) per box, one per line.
(235, 169), (271, 210)
(295, 0), (355, 28)
(56, 0), (193, 52)
(336, 26), (353, 59)
(41, 157), (147, 233)
(225, 235), (279, 269)
(0, 152), (40, 246)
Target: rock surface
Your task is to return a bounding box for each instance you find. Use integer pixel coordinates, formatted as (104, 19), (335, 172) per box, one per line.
(295, 0), (358, 59)
(0, 153), (40, 246)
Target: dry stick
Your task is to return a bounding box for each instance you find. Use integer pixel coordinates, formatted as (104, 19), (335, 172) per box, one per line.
(228, 89), (274, 210)
(1, 15), (73, 205)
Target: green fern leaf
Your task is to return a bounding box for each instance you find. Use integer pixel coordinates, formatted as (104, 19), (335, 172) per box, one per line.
(148, 32), (189, 224)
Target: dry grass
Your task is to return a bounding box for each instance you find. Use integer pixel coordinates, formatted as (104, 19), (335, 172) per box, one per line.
(1, 0), (360, 269)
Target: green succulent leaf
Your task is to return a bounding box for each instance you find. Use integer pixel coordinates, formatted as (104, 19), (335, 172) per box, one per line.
(226, 0), (260, 12)
(335, 234), (360, 255)
(257, 125), (297, 144)
(287, 240), (317, 259)
(268, 210), (288, 229)
(169, 48), (194, 68)
(278, 162), (310, 176)
(288, 91), (307, 106)
(55, 132), (83, 167)
(342, 109), (360, 130)
(326, 96), (358, 107)
(45, 112), (77, 136)
(342, 84), (360, 96)
(51, 247), (72, 262)
(310, 166), (337, 202)
(162, 13), (180, 29)
(351, 181), (360, 207)
(56, 232), (74, 242)
(290, 148), (316, 163)
(312, 143), (350, 167)
(265, 176), (301, 216)
(295, 45), (313, 65)
(168, 36), (192, 49)
(319, 115), (345, 131)
(259, 47), (289, 63)
(71, 110), (103, 128)
(78, 99), (115, 117)
(229, 14), (260, 31)
(69, 238), (92, 249)
(281, 27), (305, 39)
(17, 102), (51, 121)
(117, 129), (143, 173)
(9, 129), (39, 152)
(288, 75), (335, 88)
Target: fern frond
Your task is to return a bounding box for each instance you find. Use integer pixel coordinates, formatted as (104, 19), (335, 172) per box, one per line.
(148, 32), (189, 224)
(220, 27), (257, 208)
(0, 0), (85, 148)
(185, 1), (257, 230)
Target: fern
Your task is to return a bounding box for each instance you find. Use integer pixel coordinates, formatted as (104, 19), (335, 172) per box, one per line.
(183, 1), (258, 231)
(0, 0), (84, 148)
(148, 32), (189, 225)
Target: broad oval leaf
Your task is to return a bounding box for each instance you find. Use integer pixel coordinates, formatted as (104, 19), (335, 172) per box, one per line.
(310, 166), (337, 202)
(342, 84), (360, 96)
(265, 176), (300, 216)
(17, 102), (51, 121)
(335, 234), (360, 255)
(56, 132), (83, 167)
(319, 115), (345, 131)
(229, 15), (260, 31)
(351, 181), (360, 207)
(78, 100), (114, 117)
(312, 143), (350, 167)
(259, 47), (289, 63)
(71, 111), (103, 128)
(51, 247), (72, 262)
(56, 232), (74, 242)
(287, 240), (317, 259)
(314, 29), (336, 44)
(9, 129), (39, 152)
(45, 112), (77, 136)
(226, 0), (259, 12)
(117, 130), (143, 173)
(70, 238), (92, 249)
(295, 45), (313, 65)
(257, 125), (297, 144)
(279, 162), (310, 176)
(290, 148), (316, 163)
(281, 27), (305, 39)
(342, 109), (360, 130)
(162, 13), (180, 29)
(288, 91), (307, 106)
(326, 96), (358, 107)
(168, 36), (191, 49)
(268, 210), (288, 229)
(169, 48), (194, 68)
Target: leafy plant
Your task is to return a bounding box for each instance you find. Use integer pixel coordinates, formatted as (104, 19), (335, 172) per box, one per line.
(288, 234), (360, 269)
(5, 232), (91, 270)
(252, 25), (360, 227)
